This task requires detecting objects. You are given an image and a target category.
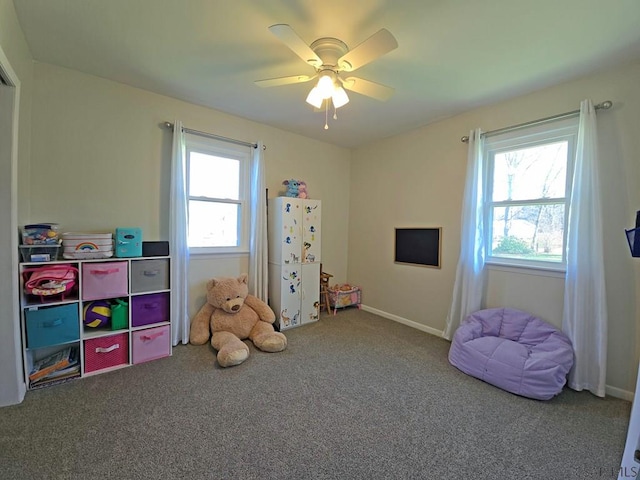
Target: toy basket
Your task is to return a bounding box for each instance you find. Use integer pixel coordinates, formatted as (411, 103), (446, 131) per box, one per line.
(22, 223), (60, 245)
(62, 232), (113, 259)
(328, 284), (362, 315)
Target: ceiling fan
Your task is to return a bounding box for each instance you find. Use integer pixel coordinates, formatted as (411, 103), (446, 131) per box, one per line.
(255, 24), (398, 128)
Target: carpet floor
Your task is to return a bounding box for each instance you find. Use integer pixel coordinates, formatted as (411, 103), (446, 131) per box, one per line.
(0, 308), (631, 479)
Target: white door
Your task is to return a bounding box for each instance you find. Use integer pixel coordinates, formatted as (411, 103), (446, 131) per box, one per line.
(301, 263), (320, 324)
(618, 362), (640, 479)
(302, 200), (321, 263)
(278, 264), (302, 330)
(268, 197), (302, 265)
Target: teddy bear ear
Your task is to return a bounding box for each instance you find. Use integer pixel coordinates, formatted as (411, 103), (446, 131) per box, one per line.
(282, 180), (290, 186)
(207, 279), (218, 289)
(238, 273), (248, 285)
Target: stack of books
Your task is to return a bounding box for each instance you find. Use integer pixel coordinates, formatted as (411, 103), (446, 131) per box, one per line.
(29, 346), (80, 388)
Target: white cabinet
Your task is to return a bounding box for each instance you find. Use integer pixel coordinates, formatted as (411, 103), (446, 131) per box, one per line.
(268, 197), (321, 330)
(19, 257), (172, 390)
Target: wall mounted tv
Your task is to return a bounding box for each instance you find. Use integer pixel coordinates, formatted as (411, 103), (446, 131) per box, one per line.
(394, 228), (441, 268)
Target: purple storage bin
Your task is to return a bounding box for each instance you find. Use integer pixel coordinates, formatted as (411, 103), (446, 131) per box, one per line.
(131, 292), (169, 327)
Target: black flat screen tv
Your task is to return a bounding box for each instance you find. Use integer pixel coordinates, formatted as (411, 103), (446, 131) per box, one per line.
(394, 228), (441, 268)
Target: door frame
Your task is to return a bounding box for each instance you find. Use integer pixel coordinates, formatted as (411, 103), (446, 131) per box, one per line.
(0, 44), (26, 406)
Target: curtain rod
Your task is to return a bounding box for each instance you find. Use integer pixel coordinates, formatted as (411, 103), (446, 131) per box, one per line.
(163, 122), (264, 150)
(460, 100), (612, 143)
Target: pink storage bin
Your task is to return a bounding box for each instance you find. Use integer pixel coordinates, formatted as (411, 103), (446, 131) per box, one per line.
(82, 261), (128, 300)
(84, 333), (128, 373)
(131, 292), (170, 327)
(132, 325), (170, 364)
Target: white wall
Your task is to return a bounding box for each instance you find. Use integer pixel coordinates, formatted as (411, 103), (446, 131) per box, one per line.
(349, 60), (640, 396)
(0, 0), (32, 220)
(27, 62), (352, 319)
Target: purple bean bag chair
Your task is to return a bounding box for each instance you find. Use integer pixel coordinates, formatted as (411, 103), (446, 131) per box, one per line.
(448, 307), (574, 400)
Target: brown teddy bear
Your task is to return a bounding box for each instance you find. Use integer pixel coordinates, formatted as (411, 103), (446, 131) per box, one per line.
(189, 274), (287, 367)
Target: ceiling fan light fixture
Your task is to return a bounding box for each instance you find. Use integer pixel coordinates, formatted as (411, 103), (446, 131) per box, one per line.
(305, 87), (324, 108)
(332, 86), (349, 108)
(261, 24), (398, 129)
(316, 74), (335, 99)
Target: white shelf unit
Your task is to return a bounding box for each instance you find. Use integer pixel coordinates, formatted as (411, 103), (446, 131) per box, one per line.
(19, 256), (172, 389)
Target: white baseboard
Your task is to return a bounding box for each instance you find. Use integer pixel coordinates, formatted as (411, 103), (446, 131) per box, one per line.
(360, 304), (445, 338)
(606, 385), (634, 402)
(360, 304), (634, 402)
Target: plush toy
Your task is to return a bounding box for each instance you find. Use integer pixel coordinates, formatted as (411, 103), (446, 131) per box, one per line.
(282, 179), (308, 198)
(297, 181), (308, 199)
(282, 179), (300, 197)
(189, 274), (287, 367)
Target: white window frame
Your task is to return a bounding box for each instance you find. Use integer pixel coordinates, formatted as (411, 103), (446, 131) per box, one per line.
(483, 117), (579, 271)
(184, 134), (251, 255)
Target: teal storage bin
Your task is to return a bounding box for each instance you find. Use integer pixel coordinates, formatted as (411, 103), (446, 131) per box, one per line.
(26, 303), (79, 349)
(115, 227), (142, 257)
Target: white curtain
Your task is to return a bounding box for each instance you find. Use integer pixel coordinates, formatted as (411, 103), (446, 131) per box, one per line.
(170, 120), (190, 345)
(248, 141), (268, 301)
(444, 129), (486, 340)
(562, 99), (608, 397)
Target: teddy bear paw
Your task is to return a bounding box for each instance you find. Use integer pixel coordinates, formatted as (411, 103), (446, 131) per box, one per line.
(189, 332), (210, 345)
(257, 333), (288, 353)
(217, 348), (249, 368)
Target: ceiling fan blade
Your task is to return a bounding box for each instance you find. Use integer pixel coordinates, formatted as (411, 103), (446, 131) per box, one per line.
(342, 77), (394, 101)
(255, 74), (316, 88)
(338, 28), (398, 72)
(269, 24), (323, 67)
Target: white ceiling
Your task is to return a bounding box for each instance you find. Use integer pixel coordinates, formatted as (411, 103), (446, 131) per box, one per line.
(13, 0), (640, 148)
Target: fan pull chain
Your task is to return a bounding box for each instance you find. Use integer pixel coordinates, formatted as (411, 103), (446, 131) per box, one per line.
(333, 104), (338, 120)
(324, 100), (329, 130)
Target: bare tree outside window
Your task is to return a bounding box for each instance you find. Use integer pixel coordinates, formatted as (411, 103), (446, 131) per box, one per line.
(487, 135), (572, 265)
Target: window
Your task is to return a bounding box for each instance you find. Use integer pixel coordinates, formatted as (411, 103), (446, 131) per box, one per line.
(185, 134), (251, 253)
(484, 118), (578, 269)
